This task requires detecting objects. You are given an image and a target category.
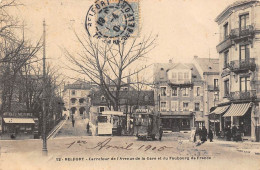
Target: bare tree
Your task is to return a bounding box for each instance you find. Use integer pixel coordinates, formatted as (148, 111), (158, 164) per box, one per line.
(64, 33), (157, 111)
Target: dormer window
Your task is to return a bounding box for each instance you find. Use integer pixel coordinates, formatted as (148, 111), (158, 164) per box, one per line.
(101, 96), (105, 102)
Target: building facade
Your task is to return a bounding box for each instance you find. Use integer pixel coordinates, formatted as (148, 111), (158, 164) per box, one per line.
(215, 0), (260, 141)
(153, 62), (205, 131)
(193, 57), (220, 134)
(63, 80), (95, 118)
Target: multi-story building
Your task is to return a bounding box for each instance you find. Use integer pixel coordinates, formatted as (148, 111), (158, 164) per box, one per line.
(153, 61), (204, 131)
(215, 0), (260, 141)
(63, 80), (96, 118)
(193, 57), (220, 133)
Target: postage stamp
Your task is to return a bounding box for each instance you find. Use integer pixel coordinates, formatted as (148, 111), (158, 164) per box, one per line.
(85, 0), (139, 41)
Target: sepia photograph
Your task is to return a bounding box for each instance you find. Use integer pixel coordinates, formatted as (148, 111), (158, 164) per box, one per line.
(0, 0), (260, 169)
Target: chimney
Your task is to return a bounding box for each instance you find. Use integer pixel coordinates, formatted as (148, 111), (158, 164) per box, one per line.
(194, 55), (198, 59)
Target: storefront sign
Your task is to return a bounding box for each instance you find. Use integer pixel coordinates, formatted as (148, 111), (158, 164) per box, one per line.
(3, 112), (33, 117)
(135, 109), (150, 113)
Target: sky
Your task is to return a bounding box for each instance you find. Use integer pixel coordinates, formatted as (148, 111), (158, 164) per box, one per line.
(8, 0), (239, 82)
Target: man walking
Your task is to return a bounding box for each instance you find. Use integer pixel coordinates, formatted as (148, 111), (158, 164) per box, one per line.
(208, 128), (213, 142)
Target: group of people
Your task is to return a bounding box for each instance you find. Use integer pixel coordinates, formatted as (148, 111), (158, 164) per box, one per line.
(195, 126), (214, 143)
(224, 125), (242, 141)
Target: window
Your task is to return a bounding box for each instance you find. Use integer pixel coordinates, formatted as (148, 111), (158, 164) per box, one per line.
(240, 77), (250, 92)
(160, 102), (167, 112)
(172, 72), (177, 79)
(224, 50), (229, 68)
(99, 106), (105, 113)
(178, 72), (183, 81)
(171, 101), (178, 111)
(160, 87), (167, 96)
(214, 79), (219, 89)
(240, 45), (250, 62)
(240, 14), (249, 30)
(214, 92), (219, 101)
(184, 72), (189, 79)
(71, 98), (76, 104)
(172, 87), (178, 96)
(182, 88), (189, 97)
(195, 103), (200, 111)
(183, 102), (189, 111)
(223, 22), (229, 39)
(195, 87), (200, 96)
(224, 79), (230, 97)
(101, 96), (105, 102)
(71, 90), (76, 95)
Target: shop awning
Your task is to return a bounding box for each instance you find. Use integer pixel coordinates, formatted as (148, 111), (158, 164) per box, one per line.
(223, 103), (252, 117)
(210, 105), (229, 115)
(3, 118), (35, 124)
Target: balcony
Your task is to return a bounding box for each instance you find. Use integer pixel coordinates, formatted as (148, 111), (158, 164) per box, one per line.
(208, 85), (219, 91)
(228, 90), (257, 101)
(230, 25), (255, 42)
(168, 79), (193, 87)
(229, 58), (256, 72)
(216, 36), (233, 53)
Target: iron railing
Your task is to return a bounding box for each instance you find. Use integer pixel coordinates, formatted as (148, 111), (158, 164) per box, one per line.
(228, 90), (256, 101)
(230, 25), (254, 38)
(229, 58), (256, 72)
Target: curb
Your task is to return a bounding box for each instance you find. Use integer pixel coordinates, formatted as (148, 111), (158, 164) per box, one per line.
(47, 119), (67, 139)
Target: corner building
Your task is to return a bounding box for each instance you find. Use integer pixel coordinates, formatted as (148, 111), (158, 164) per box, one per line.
(153, 62), (204, 131)
(215, 0), (260, 141)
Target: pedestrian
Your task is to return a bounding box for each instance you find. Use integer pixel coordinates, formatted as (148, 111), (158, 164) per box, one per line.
(232, 125), (237, 141)
(208, 128), (213, 142)
(226, 126), (231, 141)
(86, 122), (90, 133)
(201, 126), (207, 143)
(72, 119), (75, 127)
(159, 125), (163, 141)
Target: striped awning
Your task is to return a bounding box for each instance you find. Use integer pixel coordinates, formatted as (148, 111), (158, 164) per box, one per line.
(223, 103), (252, 117)
(210, 105), (229, 115)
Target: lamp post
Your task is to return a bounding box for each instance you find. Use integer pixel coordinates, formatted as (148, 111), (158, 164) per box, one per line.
(42, 20), (48, 156)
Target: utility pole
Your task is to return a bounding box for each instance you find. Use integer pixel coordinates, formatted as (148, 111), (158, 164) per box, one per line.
(42, 19), (48, 156)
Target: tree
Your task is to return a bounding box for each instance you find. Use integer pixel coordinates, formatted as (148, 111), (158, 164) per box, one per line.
(64, 33), (157, 111)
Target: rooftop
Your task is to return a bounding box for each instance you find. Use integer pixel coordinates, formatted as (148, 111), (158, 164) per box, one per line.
(195, 58), (219, 74)
(215, 0), (259, 23)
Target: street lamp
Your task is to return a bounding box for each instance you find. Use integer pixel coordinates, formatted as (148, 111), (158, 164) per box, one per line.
(42, 20), (48, 156)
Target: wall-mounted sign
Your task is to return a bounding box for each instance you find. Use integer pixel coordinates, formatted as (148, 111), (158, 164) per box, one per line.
(3, 112), (33, 117)
(135, 109), (150, 113)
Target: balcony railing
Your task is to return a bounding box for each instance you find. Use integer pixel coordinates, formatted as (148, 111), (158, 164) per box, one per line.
(216, 36), (233, 53)
(228, 90), (257, 101)
(208, 85), (219, 91)
(229, 58), (256, 72)
(230, 25), (255, 40)
(168, 79), (192, 87)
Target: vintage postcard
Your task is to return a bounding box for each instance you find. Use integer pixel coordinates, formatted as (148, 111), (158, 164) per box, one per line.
(0, 0), (260, 169)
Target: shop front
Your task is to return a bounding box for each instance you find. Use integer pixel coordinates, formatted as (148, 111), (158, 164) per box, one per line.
(223, 102), (252, 140)
(0, 112), (37, 140)
(161, 114), (193, 132)
(209, 105), (229, 136)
